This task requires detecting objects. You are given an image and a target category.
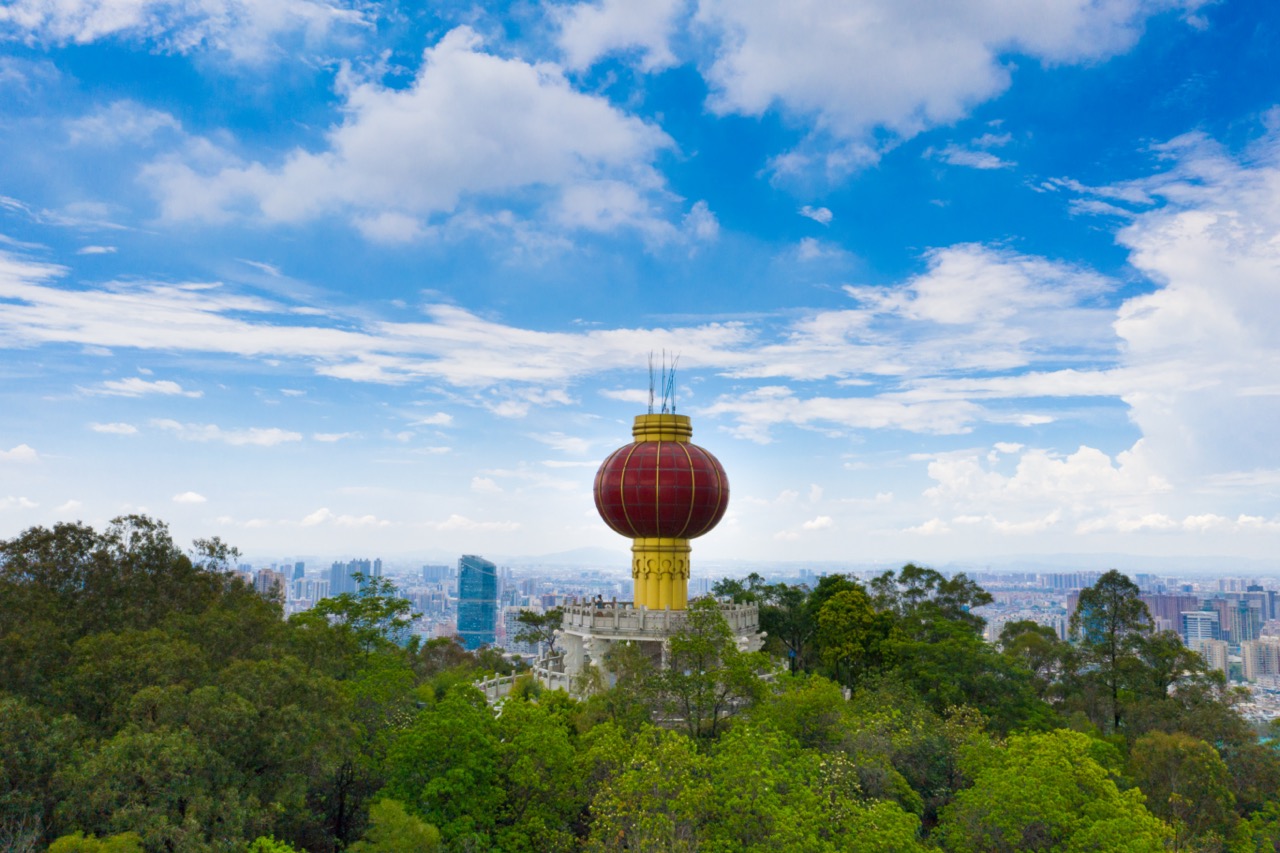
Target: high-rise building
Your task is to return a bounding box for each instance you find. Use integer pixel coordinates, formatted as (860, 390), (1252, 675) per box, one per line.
(1242, 639), (1280, 682)
(1141, 594), (1202, 634)
(1189, 638), (1229, 676)
(327, 558), (378, 598)
(254, 568), (286, 599)
(293, 561), (305, 581)
(502, 605), (543, 655)
(423, 564), (451, 583)
(458, 554), (498, 650)
(1182, 610), (1220, 644)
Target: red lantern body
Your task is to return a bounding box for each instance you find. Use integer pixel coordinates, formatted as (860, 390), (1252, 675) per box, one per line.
(593, 413), (728, 609)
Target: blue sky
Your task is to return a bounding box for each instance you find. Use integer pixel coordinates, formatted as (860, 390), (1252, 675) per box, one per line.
(2, 0), (1280, 567)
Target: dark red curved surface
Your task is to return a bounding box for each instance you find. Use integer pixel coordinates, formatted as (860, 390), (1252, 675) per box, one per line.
(594, 441), (729, 539)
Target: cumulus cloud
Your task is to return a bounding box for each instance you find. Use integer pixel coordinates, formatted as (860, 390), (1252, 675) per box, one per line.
(152, 419), (303, 446)
(694, 0), (1204, 177)
(56, 499), (83, 513)
(0, 444), (38, 462)
(1100, 130), (1280, 480)
(0, 496), (38, 510)
(471, 476), (503, 494)
(146, 27), (677, 238)
(172, 490), (207, 503)
(556, 0), (685, 71)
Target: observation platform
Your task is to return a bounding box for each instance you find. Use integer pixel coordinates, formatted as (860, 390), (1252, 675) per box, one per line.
(477, 599), (763, 703)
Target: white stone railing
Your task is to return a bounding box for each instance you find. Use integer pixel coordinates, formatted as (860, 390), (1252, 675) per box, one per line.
(476, 652), (576, 703)
(558, 601), (759, 637)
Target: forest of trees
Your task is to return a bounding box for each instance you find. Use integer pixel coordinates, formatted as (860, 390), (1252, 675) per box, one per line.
(3, 515), (1280, 851)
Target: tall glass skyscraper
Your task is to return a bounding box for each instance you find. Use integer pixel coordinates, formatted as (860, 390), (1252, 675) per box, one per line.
(457, 554), (498, 650)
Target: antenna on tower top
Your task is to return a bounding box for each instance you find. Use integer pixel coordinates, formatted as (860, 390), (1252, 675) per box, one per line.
(647, 352), (656, 414)
(647, 351), (679, 414)
(662, 350), (679, 414)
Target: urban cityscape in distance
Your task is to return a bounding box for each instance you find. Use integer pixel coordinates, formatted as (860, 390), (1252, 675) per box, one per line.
(231, 547), (1280, 723)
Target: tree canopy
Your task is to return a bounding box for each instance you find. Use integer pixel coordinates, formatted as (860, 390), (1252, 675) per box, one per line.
(3, 519), (1277, 852)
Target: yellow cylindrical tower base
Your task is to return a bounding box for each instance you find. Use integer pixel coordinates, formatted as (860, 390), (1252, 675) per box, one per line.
(631, 537), (691, 610)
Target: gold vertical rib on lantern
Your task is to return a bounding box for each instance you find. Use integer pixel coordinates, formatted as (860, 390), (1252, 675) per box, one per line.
(632, 413), (690, 610)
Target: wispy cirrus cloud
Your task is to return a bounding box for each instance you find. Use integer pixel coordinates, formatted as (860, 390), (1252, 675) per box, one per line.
(84, 377), (203, 398)
(89, 422), (138, 434)
(151, 419), (302, 446)
(0, 0), (371, 62)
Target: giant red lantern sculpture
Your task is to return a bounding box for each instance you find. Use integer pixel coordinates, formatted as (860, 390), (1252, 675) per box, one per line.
(594, 413), (729, 609)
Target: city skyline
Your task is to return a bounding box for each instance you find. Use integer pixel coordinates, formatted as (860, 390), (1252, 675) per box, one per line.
(3, 2), (1280, 565)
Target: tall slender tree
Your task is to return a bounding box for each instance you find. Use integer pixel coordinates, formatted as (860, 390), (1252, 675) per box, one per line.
(1069, 570), (1151, 733)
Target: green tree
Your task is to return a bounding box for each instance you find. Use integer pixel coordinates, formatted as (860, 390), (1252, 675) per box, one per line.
(755, 583), (815, 673)
(937, 729), (1171, 852)
(513, 607), (564, 654)
(998, 620), (1067, 696)
(657, 597), (768, 740)
(308, 574), (418, 656)
(1128, 731), (1238, 850)
(53, 725), (259, 852)
(813, 587), (884, 690)
(870, 564), (993, 638)
(381, 688), (503, 847)
(347, 800), (441, 853)
(711, 572), (767, 603)
(46, 831), (144, 853)
(1069, 569), (1152, 733)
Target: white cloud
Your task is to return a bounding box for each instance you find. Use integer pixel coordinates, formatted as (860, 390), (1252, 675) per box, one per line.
(801, 515), (832, 530)
(923, 441), (1169, 506)
(90, 422), (138, 434)
(172, 490), (207, 503)
(929, 144), (1013, 170)
(531, 432), (591, 455)
(312, 431), (355, 442)
(1101, 130), (1280, 479)
(0, 0), (370, 62)
(353, 212), (429, 244)
(555, 0), (686, 71)
(799, 205), (832, 225)
(0, 496), (37, 510)
(76, 245), (117, 255)
(695, 0), (1204, 177)
(905, 518), (951, 536)
(67, 100), (181, 146)
(147, 27), (675, 238)
(412, 412), (453, 426)
(471, 476), (503, 494)
(701, 385), (984, 442)
(86, 377), (203, 397)
(152, 419), (303, 446)
(0, 444), (38, 462)
(56, 499), (82, 513)
(427, 513), (520, 532)
(300, 507), (390, 528)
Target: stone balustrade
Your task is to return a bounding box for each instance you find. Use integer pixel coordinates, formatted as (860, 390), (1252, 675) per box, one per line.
(557, 600), (759, 639)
